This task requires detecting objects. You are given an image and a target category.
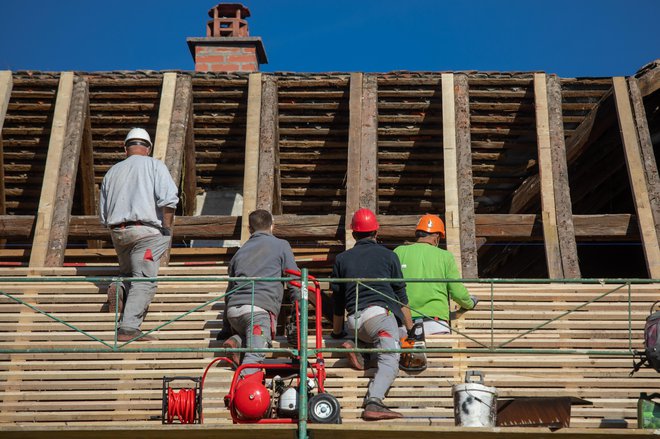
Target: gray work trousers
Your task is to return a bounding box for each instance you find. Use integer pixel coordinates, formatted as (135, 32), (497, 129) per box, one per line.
(227, 309), (273, 376)
(355, 312), (401, 401)
(111, 225), (170, 332)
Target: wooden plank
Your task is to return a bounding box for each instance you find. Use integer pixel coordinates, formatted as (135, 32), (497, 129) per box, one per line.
(28, 72), (75, 270)
(547, 74), (580, 278)
(454, 74), (477, 278)
(441, 73), (462, 273)
(627, 77), (660, 242)
(613, 76), (660, 278)
(159, 75), (193, 267)
(240, 73), (262, 244)
(345, 73), (363, 249)
(152, 72), (177, 162)
(256, 75), (279, 213)
(534, 73), (563, 278)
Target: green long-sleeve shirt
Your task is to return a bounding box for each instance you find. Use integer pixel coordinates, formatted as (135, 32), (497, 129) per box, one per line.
(393, 243), (474, 321)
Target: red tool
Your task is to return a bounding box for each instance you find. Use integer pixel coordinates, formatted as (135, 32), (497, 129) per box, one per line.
(162, 270), (341, 425)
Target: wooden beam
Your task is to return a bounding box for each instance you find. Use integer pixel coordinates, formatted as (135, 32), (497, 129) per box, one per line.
(635, 59), (660, 97)
(78, 87), (95, 216)
(0, 213), (640, 242)
(256, 74), (280, 213)
(628, 77), (660, 241)
(613, 76), (660, 278)
(182, 94), (197, 216)
(240, 73), (262, 243)
(152, 72), (177, 162)
(534, 73), (563, 278)
(509, 85), (615, 214)
(360, 74), (378, 212)
(0, 71), (12, 219)
(546, 74), (580, 278)
(454, 74), (478, 278)
(29, 72), (75, 269)
(441, 73), (462, 273)
(345, 73), (378, 249)
(159, 75), (194, 267)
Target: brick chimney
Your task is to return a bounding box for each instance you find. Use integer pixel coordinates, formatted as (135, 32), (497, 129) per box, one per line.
(187, 3), (268, 72)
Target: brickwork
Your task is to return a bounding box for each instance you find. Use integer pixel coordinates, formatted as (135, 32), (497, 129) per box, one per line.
(193, 45), (259, 72)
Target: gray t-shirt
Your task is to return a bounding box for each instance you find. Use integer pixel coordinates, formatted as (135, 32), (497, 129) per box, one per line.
(99, 155), (179, 228)
(226, 232), (299, 316)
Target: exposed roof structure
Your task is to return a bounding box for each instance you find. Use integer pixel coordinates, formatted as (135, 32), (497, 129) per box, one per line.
(0, 63), (658, 278)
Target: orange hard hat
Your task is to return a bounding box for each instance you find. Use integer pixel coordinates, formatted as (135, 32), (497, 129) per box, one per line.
(416, 214), (445, 238)
(351, 208), (379, 232)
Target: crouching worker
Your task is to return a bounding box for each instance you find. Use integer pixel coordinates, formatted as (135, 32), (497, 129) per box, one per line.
(222, 210), (299, 375)
(331, 208), (414, 421)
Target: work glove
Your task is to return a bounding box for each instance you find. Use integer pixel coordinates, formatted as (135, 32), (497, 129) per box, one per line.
(469, 295), (479, 308)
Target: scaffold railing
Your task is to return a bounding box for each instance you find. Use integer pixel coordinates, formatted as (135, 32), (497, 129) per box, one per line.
(0, 272), (658, 438)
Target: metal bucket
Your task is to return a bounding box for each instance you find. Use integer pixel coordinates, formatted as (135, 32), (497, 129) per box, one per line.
(452, 371), (497, 427)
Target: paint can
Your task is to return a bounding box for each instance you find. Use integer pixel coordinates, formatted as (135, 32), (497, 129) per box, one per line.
(452, 370), (498, 427)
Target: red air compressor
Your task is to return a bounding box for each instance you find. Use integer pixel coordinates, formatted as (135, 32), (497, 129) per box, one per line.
(163, 270), (341, 425)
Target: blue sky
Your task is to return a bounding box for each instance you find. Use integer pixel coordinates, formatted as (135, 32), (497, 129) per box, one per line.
(1, 0), (658, 76)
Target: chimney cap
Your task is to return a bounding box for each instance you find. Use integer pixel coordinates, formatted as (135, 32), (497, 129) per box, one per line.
(208, 3), (251, 18)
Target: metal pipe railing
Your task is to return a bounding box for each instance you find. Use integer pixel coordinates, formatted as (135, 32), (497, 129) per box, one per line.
(1, 274), (658, 438)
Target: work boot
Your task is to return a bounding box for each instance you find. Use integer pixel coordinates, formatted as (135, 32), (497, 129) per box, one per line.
(106, 283), (124, 314)
(222, 335), (242, 366)
(340, 340), (364, 370)
(117, 328), (156, 342)
(361, 397), (404, 421)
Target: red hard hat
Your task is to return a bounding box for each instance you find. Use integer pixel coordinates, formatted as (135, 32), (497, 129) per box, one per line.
(351, 208), (379, 232)
(233, 372), (270, 420)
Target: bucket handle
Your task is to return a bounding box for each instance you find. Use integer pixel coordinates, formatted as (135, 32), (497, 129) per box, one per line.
(465, 370), (484, 384)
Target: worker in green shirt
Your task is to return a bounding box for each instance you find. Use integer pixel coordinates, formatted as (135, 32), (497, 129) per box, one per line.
(393, 214), (478, 335)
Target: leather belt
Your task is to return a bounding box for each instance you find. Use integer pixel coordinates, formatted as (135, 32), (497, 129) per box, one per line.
(110, 221), (143, 229)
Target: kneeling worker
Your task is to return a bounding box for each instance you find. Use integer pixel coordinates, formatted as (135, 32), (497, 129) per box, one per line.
(331, 208), (414, 421)
(394, 214), (478, 335)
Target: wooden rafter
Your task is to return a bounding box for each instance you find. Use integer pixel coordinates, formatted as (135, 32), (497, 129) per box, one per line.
(509, 85), (615, 215)
(256, 74), (280, 214)
(29, 72), (87, 269)
(345, 73), (378, 249)
(547, 74), (580, 278)
(159, 74), (194, 267)
(240, 73), (262, 244)
(455, 74), (478, 278)
(613, 76), (660, 278)
(627, 77), (660, 240)
(0, 71), (12, 219)
(441, 73), (462, 272)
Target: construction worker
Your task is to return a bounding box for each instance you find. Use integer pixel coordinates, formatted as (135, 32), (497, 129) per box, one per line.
(331, 208), (414, 421)
(100, 128), (178, 342)
(222, 210), (299, 375)
(393, 214), (478, 336)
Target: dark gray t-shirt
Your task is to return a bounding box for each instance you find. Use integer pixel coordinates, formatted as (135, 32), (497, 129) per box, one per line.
(226, 232), (299, 316)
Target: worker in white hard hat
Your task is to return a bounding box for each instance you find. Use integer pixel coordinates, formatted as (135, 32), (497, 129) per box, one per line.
(99, 128), (179, 341)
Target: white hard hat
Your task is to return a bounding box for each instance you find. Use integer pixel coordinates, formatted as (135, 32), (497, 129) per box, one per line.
(124, 128), (152, 148)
